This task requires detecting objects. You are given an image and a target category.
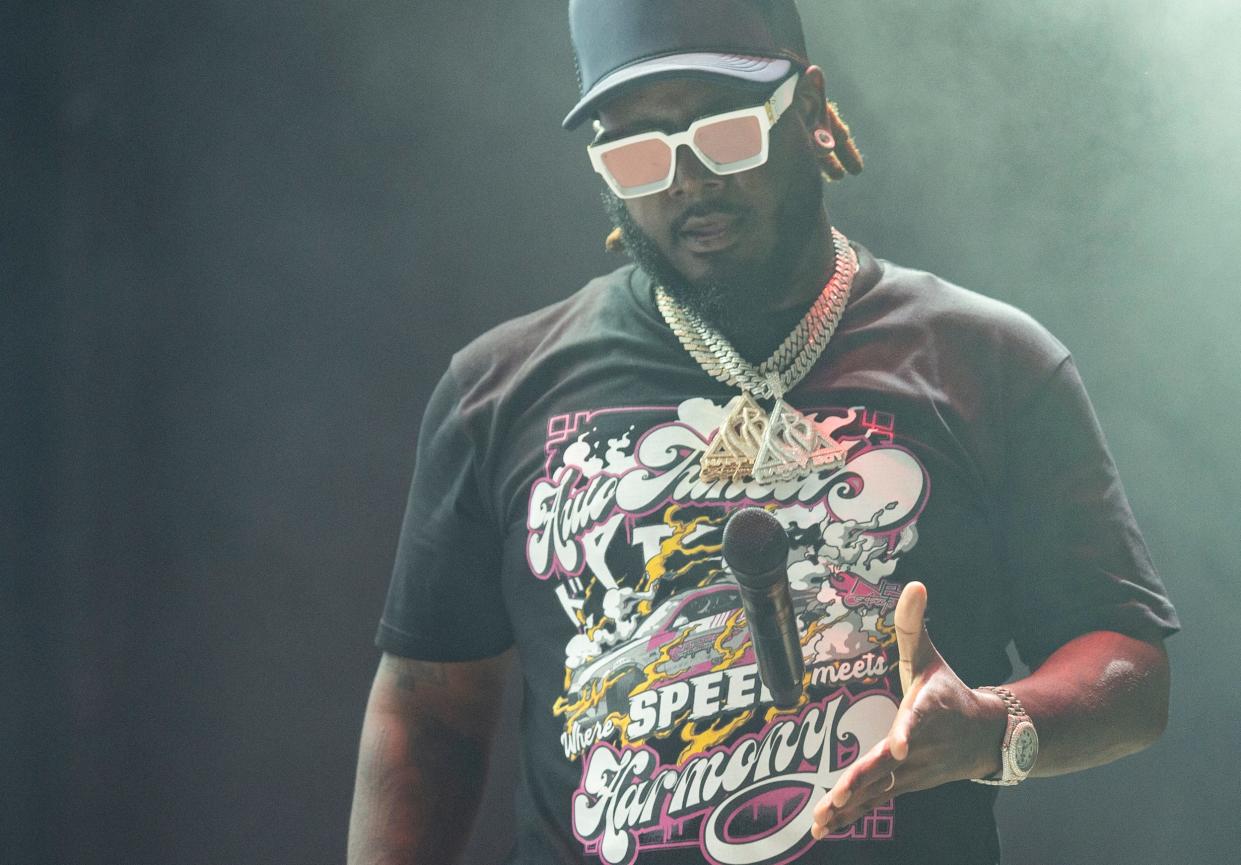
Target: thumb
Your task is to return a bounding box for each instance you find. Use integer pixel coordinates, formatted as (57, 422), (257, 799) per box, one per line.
(894, 580), (935, 694)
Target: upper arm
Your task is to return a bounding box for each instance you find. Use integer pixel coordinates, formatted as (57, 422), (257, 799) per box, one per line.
(1020, 630), (1171, 763)
(365, 649), (516, 741)
(348, 651), (516, 864)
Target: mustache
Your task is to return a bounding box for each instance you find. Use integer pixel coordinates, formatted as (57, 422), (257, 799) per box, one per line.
(673, 201), (745, 235)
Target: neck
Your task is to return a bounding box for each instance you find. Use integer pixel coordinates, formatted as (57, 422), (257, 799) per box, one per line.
(719, 208), (838, 364)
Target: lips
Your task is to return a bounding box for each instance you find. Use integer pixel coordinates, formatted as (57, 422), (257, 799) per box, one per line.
(679, 211), (741, 253)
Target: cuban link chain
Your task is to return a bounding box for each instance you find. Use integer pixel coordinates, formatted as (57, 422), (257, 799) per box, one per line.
(655, 228), (857, 484)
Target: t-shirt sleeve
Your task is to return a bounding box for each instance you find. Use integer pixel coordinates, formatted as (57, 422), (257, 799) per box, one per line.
(1002, 356), (1180, 669)
(375, 365), (514, 660)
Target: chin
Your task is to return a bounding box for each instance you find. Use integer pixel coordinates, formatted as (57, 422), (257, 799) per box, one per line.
(674, 238), (762, 279)
(674, 254), (729, 285)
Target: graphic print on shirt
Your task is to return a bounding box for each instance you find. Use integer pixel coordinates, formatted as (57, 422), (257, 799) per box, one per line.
(526, 397), (929, 865)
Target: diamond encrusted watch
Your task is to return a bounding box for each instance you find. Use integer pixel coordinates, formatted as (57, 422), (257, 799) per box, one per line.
(971, 685), (1039, 786)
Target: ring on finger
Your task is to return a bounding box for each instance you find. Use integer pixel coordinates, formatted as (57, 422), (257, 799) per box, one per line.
(883, 771), (896, 793)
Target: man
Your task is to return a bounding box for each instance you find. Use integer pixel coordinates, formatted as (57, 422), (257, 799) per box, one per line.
(348, 1), (1179, 863)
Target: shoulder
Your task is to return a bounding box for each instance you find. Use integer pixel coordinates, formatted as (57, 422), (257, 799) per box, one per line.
(862, 255), (1071, 379)
(838, 246), (1077, 415)
(446, 263), (644, 413)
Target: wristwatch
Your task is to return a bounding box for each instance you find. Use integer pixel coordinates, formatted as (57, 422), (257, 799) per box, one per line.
(970, 685), (1039, 786)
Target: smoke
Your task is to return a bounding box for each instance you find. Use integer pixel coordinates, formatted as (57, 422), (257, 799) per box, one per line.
(795, 5), (1239, 862)
(799, 0), (1241, 553)
(803, 0), (1239, 296)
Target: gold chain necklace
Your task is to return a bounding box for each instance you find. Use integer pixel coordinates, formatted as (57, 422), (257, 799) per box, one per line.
(655, 228), (857, 485)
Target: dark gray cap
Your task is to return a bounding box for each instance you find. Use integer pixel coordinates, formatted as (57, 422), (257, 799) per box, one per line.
(564, 0), (809, 130)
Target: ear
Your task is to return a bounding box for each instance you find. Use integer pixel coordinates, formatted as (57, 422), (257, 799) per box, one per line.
(794, 65), (830, 131)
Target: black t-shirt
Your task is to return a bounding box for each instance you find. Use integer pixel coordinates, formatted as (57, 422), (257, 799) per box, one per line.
(376, 244), (1179, 865)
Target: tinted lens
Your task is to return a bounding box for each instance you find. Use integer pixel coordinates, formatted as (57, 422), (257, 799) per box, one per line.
(599, 138), (673, 191)
(693, 115), (763, 167)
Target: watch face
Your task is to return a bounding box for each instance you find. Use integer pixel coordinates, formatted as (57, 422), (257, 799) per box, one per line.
(1011, 723), (1039, 774)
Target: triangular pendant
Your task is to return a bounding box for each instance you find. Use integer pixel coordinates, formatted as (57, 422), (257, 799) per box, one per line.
(700, 393), (767, 483)
(752, 400), (850, 484)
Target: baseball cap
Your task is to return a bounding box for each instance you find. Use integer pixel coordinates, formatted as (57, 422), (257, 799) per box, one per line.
(563, 0), (810, 130)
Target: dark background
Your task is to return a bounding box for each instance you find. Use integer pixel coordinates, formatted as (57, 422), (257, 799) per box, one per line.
(4, 1), (1238, 863)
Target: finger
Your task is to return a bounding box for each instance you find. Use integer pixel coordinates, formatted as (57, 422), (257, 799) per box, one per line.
(848, 763), (902, 807)
(812, 742), (899, 833)
(817, 769), (904, 836)
(894, 580), (933, 692)
(832, 738), (892, 805)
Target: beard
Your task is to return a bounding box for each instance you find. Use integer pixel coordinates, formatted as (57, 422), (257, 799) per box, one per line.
(601, 144), (826, 338)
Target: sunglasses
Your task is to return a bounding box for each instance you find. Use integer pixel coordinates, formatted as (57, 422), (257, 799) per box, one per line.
(587, 73), (801, 199)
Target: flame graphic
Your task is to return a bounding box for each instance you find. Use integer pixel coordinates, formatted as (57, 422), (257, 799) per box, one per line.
(710, 608), (751, 670)
(763, 694), (810, 724)
(629, 628), (691, 699)
(873, 613), (898, 648)
(800, 616), (828, 648)
(553, 667), (629, 730)
(677, 711), (755, 763)
(584, 616), (612, 641)
(637, 505), (724, 610)
(607, 710), (631, 742)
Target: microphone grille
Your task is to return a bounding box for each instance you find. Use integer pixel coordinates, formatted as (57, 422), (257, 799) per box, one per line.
(722, 507), (789, 579)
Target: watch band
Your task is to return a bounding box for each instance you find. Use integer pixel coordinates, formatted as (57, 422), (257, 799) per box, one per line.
(971, 685), (1036, 786)
(981, 685), (1027, 718)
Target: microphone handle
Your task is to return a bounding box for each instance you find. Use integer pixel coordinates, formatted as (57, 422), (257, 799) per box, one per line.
(737, 581), (805, 709)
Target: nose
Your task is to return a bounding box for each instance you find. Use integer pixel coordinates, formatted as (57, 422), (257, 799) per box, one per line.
(668, 143), (724, 197)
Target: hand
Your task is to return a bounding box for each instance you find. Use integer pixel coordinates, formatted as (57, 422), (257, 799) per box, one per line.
(810, 581), (1005, 839)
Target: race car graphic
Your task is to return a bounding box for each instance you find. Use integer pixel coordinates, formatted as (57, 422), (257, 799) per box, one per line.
(565, 582), (753, 729)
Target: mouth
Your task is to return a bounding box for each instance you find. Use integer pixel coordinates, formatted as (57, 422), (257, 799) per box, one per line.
(678, 211), (742, 254)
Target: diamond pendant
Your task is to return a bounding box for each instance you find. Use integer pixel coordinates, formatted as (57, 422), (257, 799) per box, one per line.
(700, 393), (767, 483)
(751, 399), (850, 484)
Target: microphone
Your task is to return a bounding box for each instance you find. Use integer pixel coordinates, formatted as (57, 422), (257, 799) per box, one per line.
(722, 508), (805, 709)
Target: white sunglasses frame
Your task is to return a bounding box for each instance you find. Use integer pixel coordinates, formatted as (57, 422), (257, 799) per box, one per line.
(587, 73), (801, 199)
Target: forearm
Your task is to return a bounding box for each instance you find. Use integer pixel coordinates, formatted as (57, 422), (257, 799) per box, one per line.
(1001, 630), (1170, 777)
(811, 591), (1173, 838)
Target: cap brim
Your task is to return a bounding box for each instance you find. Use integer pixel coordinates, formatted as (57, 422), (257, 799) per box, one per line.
(562, 53), (793, 129)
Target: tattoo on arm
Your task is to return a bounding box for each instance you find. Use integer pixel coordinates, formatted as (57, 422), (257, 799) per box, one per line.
(410, 711), (487, 791)
(390, 659), (448, 694)
(350, 657), (497, 864)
